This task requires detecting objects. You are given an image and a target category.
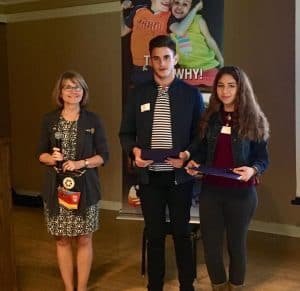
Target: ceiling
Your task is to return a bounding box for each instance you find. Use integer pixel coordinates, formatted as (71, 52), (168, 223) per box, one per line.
(0, 0), (39, 4)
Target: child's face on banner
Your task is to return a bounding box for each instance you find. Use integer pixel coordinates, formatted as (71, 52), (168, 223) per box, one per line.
(152, 0), (171, 12)
(171, 0), (192, 19)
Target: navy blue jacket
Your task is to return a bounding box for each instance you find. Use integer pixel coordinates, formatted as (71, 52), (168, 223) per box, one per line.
(119, 77), (205, 184)
(188, 112), (269, 175)
(37, 109), (109, 216)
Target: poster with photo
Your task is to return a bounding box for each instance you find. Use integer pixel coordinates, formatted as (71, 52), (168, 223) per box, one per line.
(119, 0), (224, 220)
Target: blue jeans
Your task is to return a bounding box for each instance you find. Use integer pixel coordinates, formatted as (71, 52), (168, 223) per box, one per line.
(139, 171), (195, 291)
(199, 184), (257, 285)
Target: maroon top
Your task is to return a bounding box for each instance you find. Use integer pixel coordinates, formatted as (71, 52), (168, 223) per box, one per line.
(204, 111), (255, 188)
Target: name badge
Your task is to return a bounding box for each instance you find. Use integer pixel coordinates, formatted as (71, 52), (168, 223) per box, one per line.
(221, 126), (231, 135)
(141, 103), (150, 112)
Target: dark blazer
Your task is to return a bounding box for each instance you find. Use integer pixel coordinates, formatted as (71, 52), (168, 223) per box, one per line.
(37, 108), (109, 216)
(189, 111), (269, 175)
(119, 77), (204, 184)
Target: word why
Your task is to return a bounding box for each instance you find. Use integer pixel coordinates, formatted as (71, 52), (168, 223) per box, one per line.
(175, 68), (203, 80)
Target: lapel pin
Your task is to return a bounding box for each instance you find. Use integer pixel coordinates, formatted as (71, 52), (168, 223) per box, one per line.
(85, 128), (95, 134)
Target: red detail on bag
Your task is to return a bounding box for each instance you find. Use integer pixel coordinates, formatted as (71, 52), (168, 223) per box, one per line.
(57, 187), (81, 210)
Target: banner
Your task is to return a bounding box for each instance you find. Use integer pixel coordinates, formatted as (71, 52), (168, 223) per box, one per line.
(119, 0), (224, 221)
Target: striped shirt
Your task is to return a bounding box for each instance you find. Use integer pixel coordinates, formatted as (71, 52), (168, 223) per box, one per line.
(149, 85), (174, 171)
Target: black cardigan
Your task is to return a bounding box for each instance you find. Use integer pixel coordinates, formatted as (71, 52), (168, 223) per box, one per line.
(37, 108), (109, 216)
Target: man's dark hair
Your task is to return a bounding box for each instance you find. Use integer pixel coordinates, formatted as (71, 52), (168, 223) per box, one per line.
(149, 35), (176, 56)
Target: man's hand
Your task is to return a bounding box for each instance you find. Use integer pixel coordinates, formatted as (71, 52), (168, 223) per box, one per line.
(133, 147), (153, 168)
(165, 151), (188, 168)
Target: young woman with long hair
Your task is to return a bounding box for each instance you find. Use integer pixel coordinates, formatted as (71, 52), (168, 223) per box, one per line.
(186, 66), (269, 291)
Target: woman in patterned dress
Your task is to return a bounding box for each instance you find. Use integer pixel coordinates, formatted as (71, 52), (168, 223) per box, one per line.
(37, 71), (109, 291)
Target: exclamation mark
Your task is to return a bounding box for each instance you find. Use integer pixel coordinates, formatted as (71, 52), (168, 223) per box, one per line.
(199, 68), (203, 80)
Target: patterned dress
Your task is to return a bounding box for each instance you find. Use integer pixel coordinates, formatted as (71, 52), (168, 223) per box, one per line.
(44, 116), (99, 236)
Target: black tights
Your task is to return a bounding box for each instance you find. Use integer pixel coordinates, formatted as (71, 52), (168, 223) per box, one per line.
(199, 185), (257, 285)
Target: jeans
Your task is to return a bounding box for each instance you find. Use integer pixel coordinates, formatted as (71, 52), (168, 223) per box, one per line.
(139, 171), (195, 291)
(199, 184), (257, 285)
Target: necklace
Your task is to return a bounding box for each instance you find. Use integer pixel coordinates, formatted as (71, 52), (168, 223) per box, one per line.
(58, 117), (77, 160)
(62, 109), (80, 121)
(220, 112), (232, 135)
(225, 113), (232, 126)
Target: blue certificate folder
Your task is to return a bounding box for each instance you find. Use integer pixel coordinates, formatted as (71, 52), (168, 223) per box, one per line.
(191, 165), (242, 180)
(141, 149), (179, 162)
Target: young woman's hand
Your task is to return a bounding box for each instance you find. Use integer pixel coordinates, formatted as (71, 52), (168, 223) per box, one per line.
(185, 160), (200, 176)
(233, 166), (256, 182)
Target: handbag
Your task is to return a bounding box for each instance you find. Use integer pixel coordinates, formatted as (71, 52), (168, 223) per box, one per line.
(55, 168), (86, 210)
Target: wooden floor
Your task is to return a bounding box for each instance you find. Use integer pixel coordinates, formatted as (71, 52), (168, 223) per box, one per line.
(13, 205), (300, 291)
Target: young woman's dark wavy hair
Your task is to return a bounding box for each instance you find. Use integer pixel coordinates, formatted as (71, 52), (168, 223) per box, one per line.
(199, 66), (270, 141)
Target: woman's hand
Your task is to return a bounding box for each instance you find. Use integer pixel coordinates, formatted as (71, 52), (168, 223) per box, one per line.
(62, 160), (80, 172)
(233, 166), (256, 182)
(51, 147), (64, 163)
(185, 160), (200, 176)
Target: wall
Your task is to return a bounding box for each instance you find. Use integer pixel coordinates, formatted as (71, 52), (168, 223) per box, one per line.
(0, 23), (10, 137)
(5, 0), (300, 226)
(6, 10), (122, 204)
(3, 0), (116, 14)
(225, 0), (297, 225)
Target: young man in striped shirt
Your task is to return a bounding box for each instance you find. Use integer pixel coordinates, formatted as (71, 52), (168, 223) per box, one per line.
(119, 35), (205, 291)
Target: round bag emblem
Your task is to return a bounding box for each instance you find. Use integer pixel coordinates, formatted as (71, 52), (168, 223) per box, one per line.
(63, 176), (75, 190)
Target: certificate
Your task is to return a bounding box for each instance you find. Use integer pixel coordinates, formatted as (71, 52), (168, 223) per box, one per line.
(141, 149), (179, 162)
(190, 165), (242, 180)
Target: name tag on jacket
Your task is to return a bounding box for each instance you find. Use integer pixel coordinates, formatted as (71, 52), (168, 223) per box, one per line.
(141, 103), (150, 112)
